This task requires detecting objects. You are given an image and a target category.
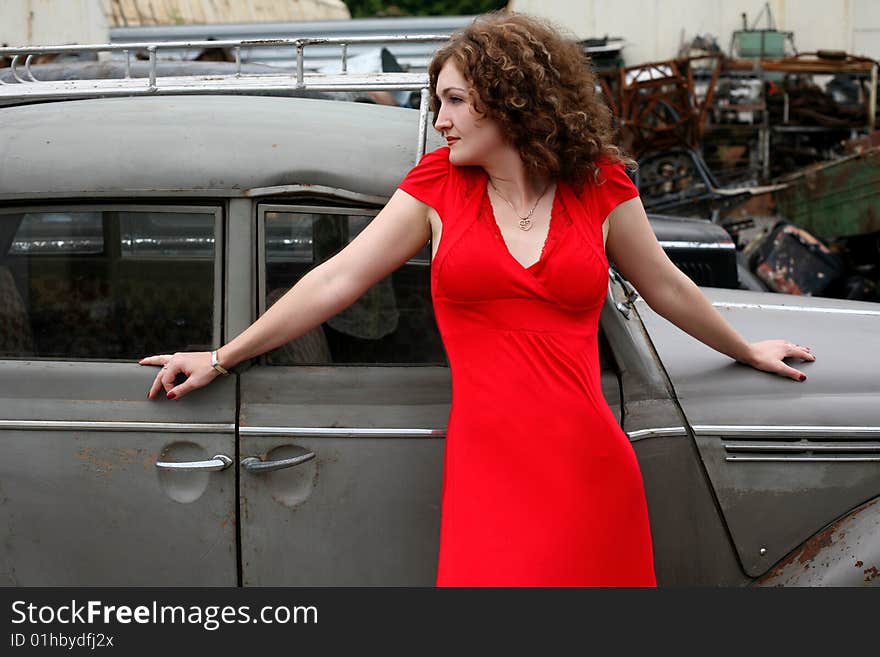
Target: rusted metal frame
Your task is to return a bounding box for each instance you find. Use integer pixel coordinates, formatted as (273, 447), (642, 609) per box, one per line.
(623, 54), (722, 146)
(624, 74), (687, 92)
(620, 57), (683, 83)
(634, 85), (693, 117)
(632, 94), (687, 133)
(723, 56), (858, 73)
(734, 58), (876, 74)
(629, 90), (698, 148)
(617, 65), (630, 122)
(618, 58), (711, 154)
(598, 76), (618, 116)
(625, 77), (690, 93)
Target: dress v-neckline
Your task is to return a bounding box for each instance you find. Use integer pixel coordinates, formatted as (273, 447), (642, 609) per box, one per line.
(483, 176), (559, 272)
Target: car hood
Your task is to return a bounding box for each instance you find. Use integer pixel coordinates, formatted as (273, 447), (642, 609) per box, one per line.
(635, 287), (880, 429)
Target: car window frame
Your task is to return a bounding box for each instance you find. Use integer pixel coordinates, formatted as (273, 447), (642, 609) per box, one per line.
(0, 202), (224, 362)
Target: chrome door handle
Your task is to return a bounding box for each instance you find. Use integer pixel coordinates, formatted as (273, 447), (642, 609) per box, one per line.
(155, 454), (233, 471)
(240, 447), (315, 473)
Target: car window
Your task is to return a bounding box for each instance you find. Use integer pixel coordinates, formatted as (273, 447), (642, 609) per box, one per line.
(0, 205), (221, 360)
(260, 204), (446, 365)
(10, 211), (104, 255)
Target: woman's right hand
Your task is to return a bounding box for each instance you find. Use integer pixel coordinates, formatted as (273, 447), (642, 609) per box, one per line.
(138, 351), (220, 400)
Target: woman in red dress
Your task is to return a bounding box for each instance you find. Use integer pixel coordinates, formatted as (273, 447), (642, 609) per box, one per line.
(139, 12), (815, 587)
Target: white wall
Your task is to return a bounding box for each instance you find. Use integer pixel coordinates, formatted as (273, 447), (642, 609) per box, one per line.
(0, 0), (353, 47)
(509, 0), (880, 64)
(853, 0), (880, 60)
(0, 0), (109, 46)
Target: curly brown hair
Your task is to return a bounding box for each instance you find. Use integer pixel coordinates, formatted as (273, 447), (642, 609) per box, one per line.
(428, 11), (630, 188)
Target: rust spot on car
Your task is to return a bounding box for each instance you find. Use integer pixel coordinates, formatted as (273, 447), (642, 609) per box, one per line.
(762, 523), (844, 580)
(220, 509), (235, 530)
(864, 566), (880, 583)
(795, 525), (841, 566)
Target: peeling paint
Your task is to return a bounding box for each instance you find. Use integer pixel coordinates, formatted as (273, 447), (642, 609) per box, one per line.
(757, 497), (880, 586)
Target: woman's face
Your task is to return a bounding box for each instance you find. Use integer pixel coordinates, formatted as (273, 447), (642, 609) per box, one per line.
(434, 60), (506, 167)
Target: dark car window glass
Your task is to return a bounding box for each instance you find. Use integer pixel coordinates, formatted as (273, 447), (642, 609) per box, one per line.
(0, 208), (217, 360)
(120, 211), (215, 258)
(263, 208), (444, 365)
(10, 211), (103, 255)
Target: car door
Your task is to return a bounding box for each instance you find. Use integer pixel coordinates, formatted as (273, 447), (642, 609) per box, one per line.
(237, 202), (449, 586)
(0, 203), (237, 585)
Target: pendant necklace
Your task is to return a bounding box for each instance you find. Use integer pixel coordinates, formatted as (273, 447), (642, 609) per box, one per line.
(488, 179), (550, 231)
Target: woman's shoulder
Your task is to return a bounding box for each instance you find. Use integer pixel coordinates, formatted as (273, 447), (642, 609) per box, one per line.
(413, 145), (452, 172)
(593, 154), (630, 178)
(413, 146), (482, 182)
(581, 155), (636, 193)
(400, 146), (481, 197)
(583, 156), (640, 221)
(399, 146), (473, 213)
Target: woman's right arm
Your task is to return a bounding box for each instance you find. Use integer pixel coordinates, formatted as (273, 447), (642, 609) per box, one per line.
(139, 188), (432, 400)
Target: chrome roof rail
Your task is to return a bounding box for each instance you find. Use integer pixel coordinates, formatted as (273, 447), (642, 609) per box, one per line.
(0, 34), (447, 159)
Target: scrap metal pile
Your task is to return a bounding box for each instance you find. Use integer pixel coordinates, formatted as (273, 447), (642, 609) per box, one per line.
(594, 48), (880, 302)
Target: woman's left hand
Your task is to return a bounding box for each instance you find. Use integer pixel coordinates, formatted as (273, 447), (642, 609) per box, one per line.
(742, 340), (816, 382)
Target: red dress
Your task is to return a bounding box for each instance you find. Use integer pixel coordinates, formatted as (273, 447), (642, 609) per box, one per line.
(399, 147), (656, 587)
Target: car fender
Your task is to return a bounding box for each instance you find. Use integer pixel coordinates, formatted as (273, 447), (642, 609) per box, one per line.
(754, 496), (880, 586)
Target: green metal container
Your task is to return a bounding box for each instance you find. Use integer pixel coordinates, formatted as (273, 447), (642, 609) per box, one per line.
(735, 30), (787, 58)
(773, 147), (880, 239)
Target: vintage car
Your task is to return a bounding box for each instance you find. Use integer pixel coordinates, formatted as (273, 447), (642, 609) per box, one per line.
(1, 46), (879, 587)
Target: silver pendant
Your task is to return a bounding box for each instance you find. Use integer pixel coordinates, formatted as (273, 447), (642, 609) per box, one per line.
(518, 218), (532, 231)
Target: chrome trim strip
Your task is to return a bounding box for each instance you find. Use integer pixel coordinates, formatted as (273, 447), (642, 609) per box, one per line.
(626, 426), (688, 440)
(659, 240), (736, 250)
(726, 456), (880, 463)
(710, 302), (880, 317)
(724, 443), (880, 452)
(240, 426), (446, 439)
(694, 425), (880, 437)
(0, 420), (234, 433)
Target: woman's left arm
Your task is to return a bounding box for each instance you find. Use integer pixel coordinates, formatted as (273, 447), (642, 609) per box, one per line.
(604, 197), (816, 382)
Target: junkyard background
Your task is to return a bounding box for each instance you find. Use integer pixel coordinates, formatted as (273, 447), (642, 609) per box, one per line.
(2, 0), (879, 301)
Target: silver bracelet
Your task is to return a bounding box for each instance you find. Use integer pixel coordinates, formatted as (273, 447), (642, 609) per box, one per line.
(211, 350), (230, 376)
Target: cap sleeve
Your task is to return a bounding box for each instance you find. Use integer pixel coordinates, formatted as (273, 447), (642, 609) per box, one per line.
(397, 146), (451, 216)
(590, 158), (640, 223)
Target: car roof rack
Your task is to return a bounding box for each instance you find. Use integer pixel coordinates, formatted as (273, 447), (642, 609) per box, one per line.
(0, 35), (448, 159)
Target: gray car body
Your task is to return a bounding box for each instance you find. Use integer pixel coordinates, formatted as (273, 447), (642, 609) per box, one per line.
(1, 95), (879, 586)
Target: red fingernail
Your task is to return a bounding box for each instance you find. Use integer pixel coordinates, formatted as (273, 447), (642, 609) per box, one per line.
(798, 374), (806, 382)
(167, 391), (176, 399)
